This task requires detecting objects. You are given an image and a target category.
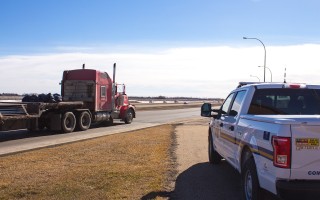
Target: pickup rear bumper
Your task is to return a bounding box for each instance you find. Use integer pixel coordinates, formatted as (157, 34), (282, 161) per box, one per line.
(276, 180), (320, 199)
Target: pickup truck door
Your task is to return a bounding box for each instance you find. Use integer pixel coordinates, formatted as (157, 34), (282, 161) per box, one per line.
(216, 92), (235, 160)
(219, 90), (246, 167)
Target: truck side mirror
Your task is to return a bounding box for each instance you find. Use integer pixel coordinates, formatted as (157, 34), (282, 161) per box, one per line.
(201, 103), (212, 117)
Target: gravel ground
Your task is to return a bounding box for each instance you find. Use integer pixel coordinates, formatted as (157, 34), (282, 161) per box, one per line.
(171, 117), (240, 200)
(171, 117), (278, 200)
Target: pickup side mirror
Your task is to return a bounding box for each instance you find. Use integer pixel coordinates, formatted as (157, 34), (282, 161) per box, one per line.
(201, 103), (213, 117)
(201, 103), (220, 118)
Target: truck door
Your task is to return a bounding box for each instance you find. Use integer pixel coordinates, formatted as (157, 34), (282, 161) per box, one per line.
(216, 92), (235, 159)
(99, 85), (112, 111)
(219, 90), (246, 167)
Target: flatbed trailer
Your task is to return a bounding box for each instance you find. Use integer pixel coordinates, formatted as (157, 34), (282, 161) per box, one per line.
(0, 101), (84, 132)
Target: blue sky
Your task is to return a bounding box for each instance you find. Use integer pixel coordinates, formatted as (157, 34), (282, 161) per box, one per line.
(2, 0), (319, 53)
(1, 0), (320, 97)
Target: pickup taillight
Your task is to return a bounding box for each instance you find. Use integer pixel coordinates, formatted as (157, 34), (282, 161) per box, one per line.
(272, 136), (291, 168)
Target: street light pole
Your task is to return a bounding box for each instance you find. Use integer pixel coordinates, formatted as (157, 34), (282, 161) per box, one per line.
(250, 75), (260, 82)
(259, 66), (272, 82)
(243, 37), (267, 82)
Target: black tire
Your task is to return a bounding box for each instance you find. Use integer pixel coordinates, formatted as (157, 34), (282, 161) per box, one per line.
(208, 133), (221, 164)
(124, 109), (133, 124)
(241, 157), (263, 200)
(61, 112), (76, 133)
(76, 111), (91, 131)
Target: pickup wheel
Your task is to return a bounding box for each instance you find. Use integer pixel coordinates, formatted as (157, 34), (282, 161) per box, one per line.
(76, 111), (91, 131)
(241, 158), (263, 200)
(61, 112), (76, 133)
(208, 133), (221, 164)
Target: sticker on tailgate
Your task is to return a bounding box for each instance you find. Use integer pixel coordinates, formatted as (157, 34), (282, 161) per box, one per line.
(296, 138), (319, 150)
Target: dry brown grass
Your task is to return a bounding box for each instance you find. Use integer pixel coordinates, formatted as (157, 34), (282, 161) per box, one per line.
(0, 125), (175, 200)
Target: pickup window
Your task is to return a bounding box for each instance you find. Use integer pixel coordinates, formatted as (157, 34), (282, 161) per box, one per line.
(221, 93), (235, 114)
(230, 90), (246, 116)
(248, 88), (320, 115)
(220, 90), (246, 117)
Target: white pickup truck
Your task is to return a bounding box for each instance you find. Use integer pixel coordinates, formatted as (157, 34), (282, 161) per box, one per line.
(201, 82), (320, 200)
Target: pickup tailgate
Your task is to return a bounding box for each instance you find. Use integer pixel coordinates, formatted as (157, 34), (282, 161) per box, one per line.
(290, 116), (320, 179)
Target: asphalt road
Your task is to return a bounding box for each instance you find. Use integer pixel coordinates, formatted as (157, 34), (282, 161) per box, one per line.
(0, 107), (199, 155)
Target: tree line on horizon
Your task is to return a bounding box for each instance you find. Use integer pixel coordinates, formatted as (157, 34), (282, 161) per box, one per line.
(0, 93), (222, 101)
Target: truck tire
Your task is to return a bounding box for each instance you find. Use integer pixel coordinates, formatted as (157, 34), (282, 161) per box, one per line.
(241, 157), (263, 200)
(61, 112), (76, 133)
(124, 109), (133, 124)
(76, 111), (91, 131)
(208, 133), (221, 164)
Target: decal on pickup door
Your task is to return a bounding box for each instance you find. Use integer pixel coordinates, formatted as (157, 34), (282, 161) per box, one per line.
(296, 138), (319, 150)
(220, 132), (274, 161)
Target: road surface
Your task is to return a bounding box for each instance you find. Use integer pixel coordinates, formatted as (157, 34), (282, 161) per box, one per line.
(0, 108), (199, 155)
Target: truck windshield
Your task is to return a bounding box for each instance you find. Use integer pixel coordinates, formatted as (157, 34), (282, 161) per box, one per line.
(248, 88), (320, 115)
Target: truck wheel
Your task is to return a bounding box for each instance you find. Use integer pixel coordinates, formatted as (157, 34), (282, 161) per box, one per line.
(124, 109), (133, 124)
(241, 158), (263, 200)
(76, 111), (91, 131)
(61, 112), (76, 133)
(208, 133), (221, 164)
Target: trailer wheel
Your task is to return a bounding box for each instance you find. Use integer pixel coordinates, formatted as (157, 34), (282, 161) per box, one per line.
(61, 112), (76, 133)
(76, 111), (91, 131)
(124, 109), (133, 124)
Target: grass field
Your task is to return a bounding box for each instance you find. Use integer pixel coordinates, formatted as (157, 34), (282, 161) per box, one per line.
(0, 125), (176, 199)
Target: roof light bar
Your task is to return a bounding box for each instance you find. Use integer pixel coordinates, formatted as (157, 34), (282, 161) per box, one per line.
(284, 83), (306, 89)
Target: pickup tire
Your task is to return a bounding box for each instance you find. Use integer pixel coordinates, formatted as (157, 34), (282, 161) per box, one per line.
(241, 157), (263, 200)
(208, 133), (221, 164)
(61, 112), (76, 133)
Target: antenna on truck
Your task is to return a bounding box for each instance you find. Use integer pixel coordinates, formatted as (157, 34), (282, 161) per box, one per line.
(284, 67), (287, 83)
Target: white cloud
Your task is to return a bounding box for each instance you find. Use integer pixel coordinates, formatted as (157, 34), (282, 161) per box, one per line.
(1, 44), (320, 98)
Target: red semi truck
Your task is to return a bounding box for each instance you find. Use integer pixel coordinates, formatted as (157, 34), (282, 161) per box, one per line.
(0, 63), (136, 133)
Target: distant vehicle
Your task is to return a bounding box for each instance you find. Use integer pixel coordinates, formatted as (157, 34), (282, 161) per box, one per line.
(0, 63), (136, 133)
(201, 82), (320, 200)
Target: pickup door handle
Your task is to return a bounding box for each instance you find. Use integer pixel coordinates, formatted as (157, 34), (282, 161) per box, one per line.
(229, 126), (235, 131)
